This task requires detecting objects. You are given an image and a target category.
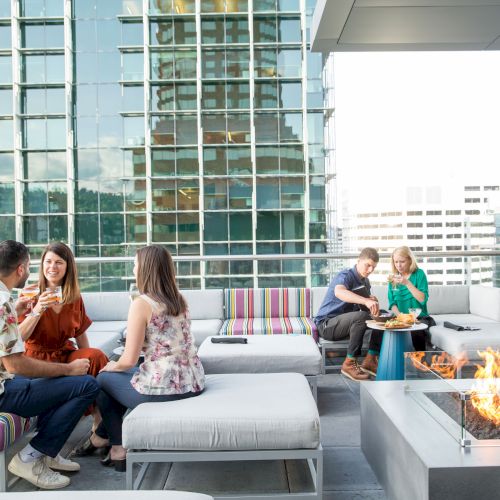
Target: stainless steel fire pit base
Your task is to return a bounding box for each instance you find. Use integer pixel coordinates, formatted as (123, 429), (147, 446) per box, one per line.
(361, 381), (500, 500)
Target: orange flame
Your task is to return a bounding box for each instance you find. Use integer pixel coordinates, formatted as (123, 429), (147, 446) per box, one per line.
(470, 348), (500, 426)
(408, 351), (466, 379)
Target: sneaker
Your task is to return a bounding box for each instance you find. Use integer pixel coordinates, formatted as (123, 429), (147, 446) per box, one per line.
(8, 453), (70, 489)
(341, 358), (370, 381)
(360, 354), (379, 376)
(45, 454), (81, 472)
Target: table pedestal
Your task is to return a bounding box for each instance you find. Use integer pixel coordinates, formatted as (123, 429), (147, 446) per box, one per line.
(376, 330), (413, 381)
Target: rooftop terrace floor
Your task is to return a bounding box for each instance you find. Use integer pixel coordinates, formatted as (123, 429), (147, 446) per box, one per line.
(8, 370), (387, 499)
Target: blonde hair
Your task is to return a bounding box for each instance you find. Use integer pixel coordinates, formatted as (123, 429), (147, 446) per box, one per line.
(39, 242), (80, 304)
(391, 246), (418, 274)
(136, 245), (187, 316)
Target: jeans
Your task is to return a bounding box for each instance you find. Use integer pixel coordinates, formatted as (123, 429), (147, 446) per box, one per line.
(95, 369), (201, 446)
(0, 375), (100, 457)
(318, 310), (383, 357)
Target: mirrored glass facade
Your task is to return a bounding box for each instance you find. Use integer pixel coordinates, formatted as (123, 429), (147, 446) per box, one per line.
(0, 0), (330, 290)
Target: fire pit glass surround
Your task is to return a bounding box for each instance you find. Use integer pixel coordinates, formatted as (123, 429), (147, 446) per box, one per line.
(404, 350), (500, 448)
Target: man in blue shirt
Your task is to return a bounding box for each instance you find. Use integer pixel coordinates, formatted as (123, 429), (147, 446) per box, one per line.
(315, 248), (382, 381)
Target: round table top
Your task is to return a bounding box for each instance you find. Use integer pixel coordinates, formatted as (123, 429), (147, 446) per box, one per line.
(366, 320), (428, 332)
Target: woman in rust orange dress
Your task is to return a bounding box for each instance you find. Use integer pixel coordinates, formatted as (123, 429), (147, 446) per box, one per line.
(18, 242), (107, 433)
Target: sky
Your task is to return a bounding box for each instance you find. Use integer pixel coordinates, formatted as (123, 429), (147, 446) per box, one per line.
(333, 51), (500, 214)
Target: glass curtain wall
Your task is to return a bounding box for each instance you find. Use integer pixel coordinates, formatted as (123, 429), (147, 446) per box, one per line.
(2, 0), (328, 290)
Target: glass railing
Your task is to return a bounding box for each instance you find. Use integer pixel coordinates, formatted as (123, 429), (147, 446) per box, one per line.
(27, 249), (500, 292)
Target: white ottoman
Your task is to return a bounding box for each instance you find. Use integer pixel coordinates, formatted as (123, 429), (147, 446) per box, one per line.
(123, 373), (322, 500)
(198, 335), (322, 401)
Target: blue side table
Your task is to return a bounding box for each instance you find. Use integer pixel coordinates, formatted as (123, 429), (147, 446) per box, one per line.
(371, 322), (428, 381)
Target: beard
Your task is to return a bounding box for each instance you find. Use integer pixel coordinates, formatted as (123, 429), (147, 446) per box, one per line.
(16, 268), (30, 289)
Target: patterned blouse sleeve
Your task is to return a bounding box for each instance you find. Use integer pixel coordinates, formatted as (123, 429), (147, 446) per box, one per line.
(0, 301), (25, 358)
(74, 297), (93, 337)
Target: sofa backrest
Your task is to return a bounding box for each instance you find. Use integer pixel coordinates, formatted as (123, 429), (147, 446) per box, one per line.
(224, 288), (310, 319)
(182, 289), (224, 320)
(427, 285), (470, 315)
(469, 285), (500, 321)
(82, 292), (130, 321)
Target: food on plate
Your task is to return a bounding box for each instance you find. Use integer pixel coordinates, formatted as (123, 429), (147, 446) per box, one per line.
(395, 313), (414, 324)
(384, 318), (412, 329)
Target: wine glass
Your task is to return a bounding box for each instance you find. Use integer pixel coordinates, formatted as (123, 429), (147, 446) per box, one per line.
(46, 286), (63, 304)
(390, 273), (402, 291)
(20, 283), (40, 317)
(129, 283), (140, 302)
(409, 307), (422, 324)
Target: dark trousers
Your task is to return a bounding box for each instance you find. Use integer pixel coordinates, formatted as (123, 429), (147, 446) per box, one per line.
(318, 310), (383, 357)
(95, 368), (201, 446)
(411, 316), (433, 351)
(0, 375), (99, 457)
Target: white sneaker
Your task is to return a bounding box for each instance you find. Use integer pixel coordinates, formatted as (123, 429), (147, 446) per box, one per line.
(8, 453), (70, 489)
(45, 454), (81, 472)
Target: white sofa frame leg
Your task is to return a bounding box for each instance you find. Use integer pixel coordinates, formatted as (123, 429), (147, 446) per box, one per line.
(0, 450), (5, 492)
(126, 446), (323, 500)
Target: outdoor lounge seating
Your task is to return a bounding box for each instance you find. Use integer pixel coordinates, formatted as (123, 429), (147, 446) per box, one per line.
(2, 491), (214, 500)
(198, 335), (322, 401)
(123, 373), (323, 499)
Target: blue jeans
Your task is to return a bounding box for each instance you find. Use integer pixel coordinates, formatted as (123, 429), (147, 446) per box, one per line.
(96, 369), (201, 446)
(0, 375), (100, 457)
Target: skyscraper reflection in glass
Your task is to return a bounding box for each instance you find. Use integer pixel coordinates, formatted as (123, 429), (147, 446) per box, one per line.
(0, 0), (330, 290)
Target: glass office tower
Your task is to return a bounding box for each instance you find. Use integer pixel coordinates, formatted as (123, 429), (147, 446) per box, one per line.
(0, 0), (329, 290)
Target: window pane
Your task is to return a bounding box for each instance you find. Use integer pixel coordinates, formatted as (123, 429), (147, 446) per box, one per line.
(151, 116), (174, 145)
(24, 87), (49, 116)
(310, 176), (325, 209)
(255, 81), (278, 109)
(152, 179), (176, 210)
(204, 179), (227, 210)
(99, 116), (122, 147)
(202, 114), (226, 144)
(280, 82), (301, 108)
(25, 118), (45, 149)
(254, 49), (276, 78)
(100, 180), (124, 212)
(178, 212), (199, 241)
(124, 116), (145, 147)
(202, 50), (225, 79)
(0, 120), (12, 149)
(98, 53), (121, 83)
(152, 213), (176, 242)
(176, 82), (197, 110)
(176, 147), (198, 175)
(76, 214), (99, 245)
(277, 48), (301, 78)
(122, 52), (143, 81)
(307, 111), (324, 144)
(24, 182), (47, 213)
(47, 119), (66, 149)
(98, 83), (121, 115)
(254, 17), (276, 43)
(0, 216), (15, 237)
(151, 83), (174, 111)
(177, 179), (199, 210)
(256, 212), (279, 240)
(151, 52), (174, 80)
(125, 179), (146, 211)
(174, 19), (196, 45)
(227, 146), (251, 175)
(150, 20), (173, 45)
(226, 17), (249, 43)
(48, 182), (67, 212)
(256, 146), (279, 174)
(152, 148), (175, 176)
(123, 148), (146, 177)
(201, 18), (224, 44)
(278, 17), (301, 43)
(0, 25), (10, 50)
(281, 211), (303, 239)
(254, 0), (276, 11)
(227, 82), (249, 109)
(203, 147), (226, 176)
(279, 112), (302, 142)
(0, 153), (14, 181)
(280, 145), (303, 174)
(0, 89), (12, 115)
(126, 214), (147, 242)
(255, 112), (278, 143)
(226, 49), (249, 78)
(229, 178), (252, 209)
(0, 56), (12, 84)
(0, 184), (14, 214)
(280, 177), (303, 208)
(97, 19), (120, 51)
(175, 50), (196, 79)
(101, 214), (124, 244)
(227, 113), (250, 144)
(204, 212), (228, 241)
(122, 85), (144, 112)
(230, 212), (252, 240)
(176, 114), (197, 145)
(122, 22), (143, 45)
(257, 177), (279, 209)
(202, 82), (225, 110)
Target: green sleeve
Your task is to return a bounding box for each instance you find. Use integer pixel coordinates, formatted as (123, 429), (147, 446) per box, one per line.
(414, 268), (429, 305)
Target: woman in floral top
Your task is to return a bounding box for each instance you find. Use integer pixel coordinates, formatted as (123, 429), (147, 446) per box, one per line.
(91, 245), (205, 471)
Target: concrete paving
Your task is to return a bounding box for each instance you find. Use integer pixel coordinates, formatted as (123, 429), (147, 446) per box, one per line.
(8, 373), (387, 499)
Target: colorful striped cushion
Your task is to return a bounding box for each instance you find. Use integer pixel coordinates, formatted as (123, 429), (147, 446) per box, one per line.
(220, 317), (318, 339)
(224, 288), (311, 319)
(0, 413), (35, 452)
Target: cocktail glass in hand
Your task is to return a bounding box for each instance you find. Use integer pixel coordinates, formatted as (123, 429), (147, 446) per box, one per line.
(20, 284), (40, 317)
(409, 307), (422, 324)
(46, 286), (63, 305)
(388, 273), (402, 291)
(129, 283), (140, 302)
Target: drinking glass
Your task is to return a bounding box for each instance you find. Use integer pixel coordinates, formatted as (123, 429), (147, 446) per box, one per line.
(409, 307), (422, 323)
(129, 283), (140, 301)
(20, 284), (40, 317)
(47, 286), (63, 304)
(391, 273), (402, 291)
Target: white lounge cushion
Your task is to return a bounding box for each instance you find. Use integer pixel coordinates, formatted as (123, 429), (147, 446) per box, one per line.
(123, 373), (320, 451)
(86, 330), (122, 357)
(427, 285), (469, 315)
(198, 335), (321, 375)
(86, 320), (127, 334)
(182, 289), (224, 321)
(190, 319), (223, 346)
(469, 285), (500, 321)
(429, 313), (500, 358)
(4, 491), (213, 500)
(82, 292), (130, 321)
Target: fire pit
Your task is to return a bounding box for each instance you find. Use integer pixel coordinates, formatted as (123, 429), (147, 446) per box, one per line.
(404, 348), (500, 447)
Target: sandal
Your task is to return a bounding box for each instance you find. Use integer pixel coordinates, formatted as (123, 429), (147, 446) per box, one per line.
(100, 451), (126, 472)
(73, 437), (110, 457)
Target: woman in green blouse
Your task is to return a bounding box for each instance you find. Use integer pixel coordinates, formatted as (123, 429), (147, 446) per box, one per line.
(388, 246), (433, 351)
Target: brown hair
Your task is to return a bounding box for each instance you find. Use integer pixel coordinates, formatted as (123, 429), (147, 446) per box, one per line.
(39, 242), (80, 304)
(136, 245), (187, 316)
(359, 247), (380, 263)
(391, 246), (418, 274)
